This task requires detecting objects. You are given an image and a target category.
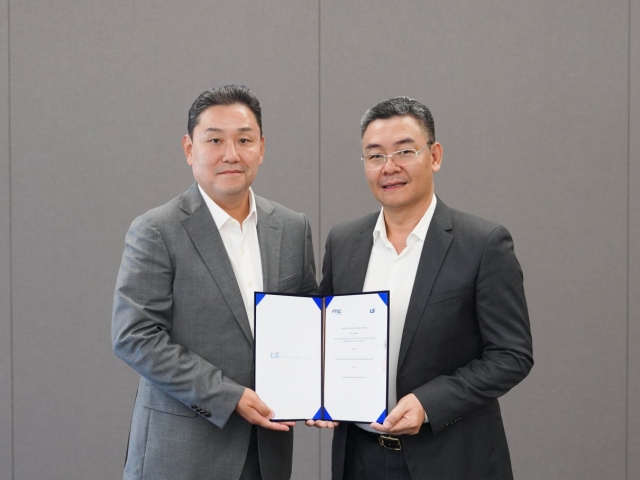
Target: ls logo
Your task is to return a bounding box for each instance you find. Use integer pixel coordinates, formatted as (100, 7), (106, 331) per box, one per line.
(370, 308), (376, 313)
(270, 352), (280, 359)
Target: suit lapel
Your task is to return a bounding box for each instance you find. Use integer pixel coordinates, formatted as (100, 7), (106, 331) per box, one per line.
(349, 214), (377, 292)
(180, 184), (254, 347)
(398, 199), (453, 369)
(255, 196), (282, 292)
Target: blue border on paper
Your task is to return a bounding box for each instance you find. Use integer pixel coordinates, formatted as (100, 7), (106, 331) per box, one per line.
(377, 292), (388, 306)
(312, 406), (333, 421)
(313, 297), (323, 310)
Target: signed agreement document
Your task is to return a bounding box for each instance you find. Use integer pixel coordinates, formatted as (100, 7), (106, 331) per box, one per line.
(254, 292), (389, 423)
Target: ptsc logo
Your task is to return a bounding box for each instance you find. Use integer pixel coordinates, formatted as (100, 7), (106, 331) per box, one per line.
(332, 309), (341, 315)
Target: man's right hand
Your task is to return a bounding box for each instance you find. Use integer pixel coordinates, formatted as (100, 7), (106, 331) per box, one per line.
(305, 419), (340, 429)
(235, 388), (296, 432)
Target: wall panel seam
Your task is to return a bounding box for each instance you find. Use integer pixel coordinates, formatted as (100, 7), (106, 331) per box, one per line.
(317, 0), (322, 290)
(7, 0), (12, 478)
(318, 0), (322, 477)
(627, 1), (632, 479)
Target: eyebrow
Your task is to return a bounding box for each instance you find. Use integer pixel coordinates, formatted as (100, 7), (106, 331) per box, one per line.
(364, 137), (416, 150)
(202, 127), (255, 133)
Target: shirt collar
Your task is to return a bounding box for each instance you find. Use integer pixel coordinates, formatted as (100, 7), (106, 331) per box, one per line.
(373, 194), (437, 247)
(198, 184), (257, 230)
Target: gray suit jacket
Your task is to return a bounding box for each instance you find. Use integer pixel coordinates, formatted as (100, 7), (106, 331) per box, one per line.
(322, 198), (533, 480)
(112, 183), (317, 480)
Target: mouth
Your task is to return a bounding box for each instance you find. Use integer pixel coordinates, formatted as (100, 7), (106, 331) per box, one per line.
(382, 182), (407, 191)
(217, 169), (244, 175)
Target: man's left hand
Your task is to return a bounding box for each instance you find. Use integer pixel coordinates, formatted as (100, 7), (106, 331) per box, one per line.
(370, 393), (424, 436)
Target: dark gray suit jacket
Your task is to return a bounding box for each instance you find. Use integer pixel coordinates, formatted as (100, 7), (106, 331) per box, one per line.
(322, 198), (533, 480)
(112, 183), (317, 480)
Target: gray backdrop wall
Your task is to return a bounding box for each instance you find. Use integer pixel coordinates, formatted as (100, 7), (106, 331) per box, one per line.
(1, 1), (639, 479)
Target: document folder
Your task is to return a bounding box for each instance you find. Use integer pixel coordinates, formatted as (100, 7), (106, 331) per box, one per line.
(254, 291), (389, 423)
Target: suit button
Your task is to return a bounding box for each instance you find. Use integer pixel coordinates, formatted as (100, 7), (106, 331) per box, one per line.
(191, 405), (198, 410)
(204, 413), (211, 418)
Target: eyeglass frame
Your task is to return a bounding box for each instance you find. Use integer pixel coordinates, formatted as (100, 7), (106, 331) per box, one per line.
(360, 143), (433, 170)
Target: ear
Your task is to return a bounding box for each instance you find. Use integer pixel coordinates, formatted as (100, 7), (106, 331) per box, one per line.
(430, 142), (443, 173)
(258, 135), (265, 166)
(182, 134), (193, 166)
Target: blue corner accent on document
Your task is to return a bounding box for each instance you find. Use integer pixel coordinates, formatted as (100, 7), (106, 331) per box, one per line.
(313, 297), (323, 310)
(312, 407), (333, 421)
(325, 296), (334, 308)
(377, 292), (388, 306)
(376, 409), (387, 424)
(255, 293), (266, 306)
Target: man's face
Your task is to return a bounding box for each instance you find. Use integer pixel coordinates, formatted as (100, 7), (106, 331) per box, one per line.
(362, 115), (442, 215)
(182, 104), (264, 207)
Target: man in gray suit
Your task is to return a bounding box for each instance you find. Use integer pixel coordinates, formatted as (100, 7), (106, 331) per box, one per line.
(308, 97), (533, 479)
(113, 85), (317, 480)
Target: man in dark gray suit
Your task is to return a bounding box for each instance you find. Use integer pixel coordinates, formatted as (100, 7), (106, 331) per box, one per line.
(113, 85), (317, 480)
(308, 97), (533, 479)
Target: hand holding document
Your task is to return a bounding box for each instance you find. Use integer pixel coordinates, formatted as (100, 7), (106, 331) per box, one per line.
(254, 292), (389, 423)
(234, 387), (296, 432)
(370, 392), (423, 435)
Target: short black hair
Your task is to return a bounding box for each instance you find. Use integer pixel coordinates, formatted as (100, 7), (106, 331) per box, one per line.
(187, 84), (262, 138)
(360, 96), (435, 143)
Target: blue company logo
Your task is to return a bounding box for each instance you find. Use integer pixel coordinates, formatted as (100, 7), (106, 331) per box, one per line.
(332, 309), (341, 315)
(269, 351), (309, 360)
(370, 308), (376, 313)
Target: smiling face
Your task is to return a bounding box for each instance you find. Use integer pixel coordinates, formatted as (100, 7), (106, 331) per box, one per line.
(362, 115), (442, 218)
(182, 104), (264, 211)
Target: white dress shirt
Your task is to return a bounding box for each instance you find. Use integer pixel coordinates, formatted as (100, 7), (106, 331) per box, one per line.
(198, 185), (263, 336)
(357, 195), (437, 432)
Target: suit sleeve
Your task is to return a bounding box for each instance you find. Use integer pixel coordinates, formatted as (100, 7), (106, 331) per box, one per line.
(412, 225), (534, 435)
(111, 215), (246, 429)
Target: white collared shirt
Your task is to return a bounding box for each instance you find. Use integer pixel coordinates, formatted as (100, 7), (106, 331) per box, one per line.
(358, 194), (437, 432)
(198, 185), (263, 336)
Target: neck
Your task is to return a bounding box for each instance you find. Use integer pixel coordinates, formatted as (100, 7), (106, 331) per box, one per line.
(383, 195), (433, 254)
(213, 192), (251, 224)
(225, 198), (250, 223)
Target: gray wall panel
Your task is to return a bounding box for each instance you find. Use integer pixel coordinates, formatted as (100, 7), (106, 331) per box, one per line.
(320, 429), (332, 480)
(629, 1), (639, 478)
(5, 0), (637, 478)
(10, 1), (319, 479)
(320, 1), (628, 479)
(293, 428), (320, 480)
(0, 0), (12, 476)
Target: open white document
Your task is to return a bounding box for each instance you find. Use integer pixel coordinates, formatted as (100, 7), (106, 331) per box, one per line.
(254, 292), (389, 423)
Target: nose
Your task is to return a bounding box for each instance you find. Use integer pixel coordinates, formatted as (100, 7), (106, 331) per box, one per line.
(222, 143), (240, 162)
(381, 155), (401, 174)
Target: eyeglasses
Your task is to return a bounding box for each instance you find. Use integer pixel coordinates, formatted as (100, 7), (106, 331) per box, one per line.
(361, 143), (432, 170)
